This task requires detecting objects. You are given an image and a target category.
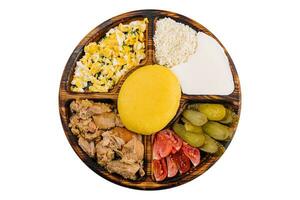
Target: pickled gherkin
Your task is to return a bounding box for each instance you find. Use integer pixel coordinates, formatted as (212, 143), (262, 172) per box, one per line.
(198, 104), (226, 121)
(200, 134), (219, 153)
(184, 120), (203, 133)
(172, 123), (205, 147)
(182, 109), (208, 126)
(202, 121), (232, 141)
(219, 109), (233, 124)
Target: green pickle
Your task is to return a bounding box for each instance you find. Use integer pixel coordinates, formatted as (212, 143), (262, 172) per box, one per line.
(198, 104), (226, 121)
(182, 109), (208, 126)
(200, 134), (219, 153)
(219, 109), (233, 124)
(203, 121), (232, 141)
(173, 123), (205, 147)
(184, 120), (203, 133)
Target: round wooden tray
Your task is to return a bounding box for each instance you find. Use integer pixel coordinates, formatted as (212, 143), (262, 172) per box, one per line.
(59, 9), (241, 190)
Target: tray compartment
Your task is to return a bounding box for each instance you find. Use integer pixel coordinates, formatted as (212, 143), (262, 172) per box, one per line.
(63, 16), (151, 94)
(62, 98), (149, 183)
(147, 99), (239, 185)
(151, 14), (240, 99)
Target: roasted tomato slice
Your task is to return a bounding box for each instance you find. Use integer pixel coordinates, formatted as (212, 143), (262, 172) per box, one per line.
(153, 136), (161, 160)
(182, 142), (201, 167)
(166, 154), (178, 178)
(153, 131), (173, 159)
(165, 129), (183, 154)
(153, 159), (167, 181)
(173, 149), (191, 174)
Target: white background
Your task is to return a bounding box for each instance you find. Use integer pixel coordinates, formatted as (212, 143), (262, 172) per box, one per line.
(0, 0), (299, 199)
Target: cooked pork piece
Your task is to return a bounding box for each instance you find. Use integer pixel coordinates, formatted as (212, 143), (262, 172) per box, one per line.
(69, 119), (101, 141)
(69, 115), (80, 125)
(122, 137), (144, 163)
(101, 130), (125, 149)
(78, 109), (93, 120)
(88, 103), (112, 115)
(87, 121), (97, 132)
(93, 112), (117, 129)
(69, 117), (98, 137)
(70, 99), (93, 113)
(96, 130), (125, 166)
(78, 137), (95, 157)
(80, 118), (93, 132)
(112, 127), (134, 143)
(82, 129), (102, 141)
(70, 100), (81, 113)
(106, 160), (140, 180)
(70, 100), (94, 120)
(96, 143), (115, 166)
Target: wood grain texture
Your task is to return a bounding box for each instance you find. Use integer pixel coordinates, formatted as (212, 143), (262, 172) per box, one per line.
(59, 9), (241, 190)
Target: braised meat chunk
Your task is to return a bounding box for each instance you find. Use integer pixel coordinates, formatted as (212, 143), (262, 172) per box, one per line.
(96, 130), (125, 166)
(93, 112), (117, 130)
(122, 137), (144, 163)
(106, 161), (141, 180)
(78, 137), (95, 158)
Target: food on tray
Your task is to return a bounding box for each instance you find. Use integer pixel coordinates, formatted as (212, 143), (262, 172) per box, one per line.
(182, 118), (203, 133)
(200, 134), (220, 153)
(219, 109), (233, 124)
(181, 142), (201, 166)
(152, 129), (182, 160)
(152, 129), (200, 181)
(69, 99), (145, 180)
(153, 159), (167, 181)
(70, 18), (148, 92)
(172, 149), (190, 175)
(118, 65), (181, 135)
(154, 18), (198, 67)
(172, 123), (205, 147)
(172, 32), (234, 95)
(198, 104), (226, 121)
(173, 103), (236, 154)
(182, 109), (208, 126)
(203, 121), (232, 141)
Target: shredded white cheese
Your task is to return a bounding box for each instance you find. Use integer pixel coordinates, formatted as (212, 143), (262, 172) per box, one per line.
(154, 18), (198, 67)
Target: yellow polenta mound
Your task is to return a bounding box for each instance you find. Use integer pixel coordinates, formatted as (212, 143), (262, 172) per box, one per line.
(118, 65), (181, 135)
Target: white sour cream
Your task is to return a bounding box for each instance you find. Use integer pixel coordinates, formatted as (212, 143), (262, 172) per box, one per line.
(171, 32), (234, 95)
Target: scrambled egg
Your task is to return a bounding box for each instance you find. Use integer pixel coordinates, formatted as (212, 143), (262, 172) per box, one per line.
(71, 18), (148, 92)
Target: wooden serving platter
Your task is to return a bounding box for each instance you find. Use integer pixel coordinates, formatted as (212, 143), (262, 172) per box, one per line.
(59, 9), (241, 190)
